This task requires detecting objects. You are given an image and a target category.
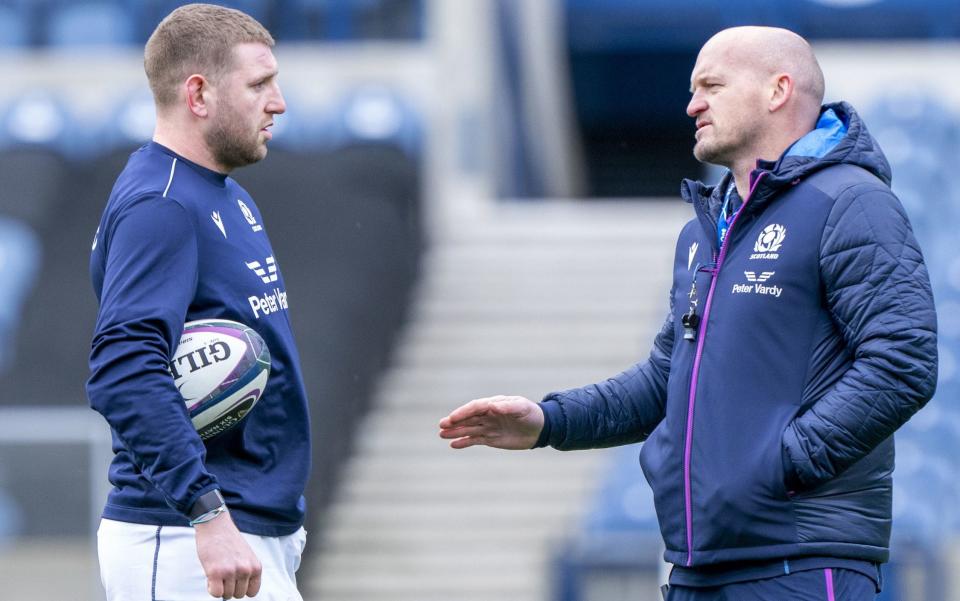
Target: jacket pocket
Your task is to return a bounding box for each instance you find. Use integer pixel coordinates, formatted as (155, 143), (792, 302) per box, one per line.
(690, 418), (798, 552)
(639, 424), (687, 554)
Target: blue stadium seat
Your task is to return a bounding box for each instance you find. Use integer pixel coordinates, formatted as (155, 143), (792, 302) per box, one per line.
(276, 0), (422, 42)
(329, 86), (422, 157)
(0, 91), (69, 152)
(122, 0), (271, 44)
(44, 1), (136, 47)
(268, 91), (334, 152)
(0, 4), (28, 48)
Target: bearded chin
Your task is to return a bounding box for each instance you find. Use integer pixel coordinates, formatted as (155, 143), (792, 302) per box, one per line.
(205, 118), (264, 171)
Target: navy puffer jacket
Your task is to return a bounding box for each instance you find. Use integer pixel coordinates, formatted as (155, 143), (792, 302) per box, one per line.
(538, 102), (937, 567)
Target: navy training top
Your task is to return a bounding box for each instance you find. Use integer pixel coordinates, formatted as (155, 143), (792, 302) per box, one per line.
(87, 142), (311, 536)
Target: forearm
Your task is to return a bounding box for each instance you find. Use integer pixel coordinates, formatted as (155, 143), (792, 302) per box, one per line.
(88, 317), (218, 513)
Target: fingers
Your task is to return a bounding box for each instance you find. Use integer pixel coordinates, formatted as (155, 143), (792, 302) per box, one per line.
(207, 559), (261, 599)
(248, 569), (262, 597)
(223, 575), (237, 599)
(439, 424), (487, 440)
(439, 396), (498, 428)
(449, 434), (486, 449)
(207, 576), (223, 599)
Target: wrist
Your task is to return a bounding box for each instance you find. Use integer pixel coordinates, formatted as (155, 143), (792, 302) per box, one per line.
(188, 489), (227, 526)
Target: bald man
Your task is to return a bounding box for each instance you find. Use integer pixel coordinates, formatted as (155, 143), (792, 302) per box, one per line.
(439, 26), (937, 601)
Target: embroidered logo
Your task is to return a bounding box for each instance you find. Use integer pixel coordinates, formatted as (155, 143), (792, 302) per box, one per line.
(733, 271), (782, 298)
(744, 271), (775, 283)
(245, 255), (287, 318)
(246, 256), (278, 284)
(750, 224), (785, 260)
(688, 242), (699, 271)
(237, 199), (263, 232)
(211, 211), (227, 238)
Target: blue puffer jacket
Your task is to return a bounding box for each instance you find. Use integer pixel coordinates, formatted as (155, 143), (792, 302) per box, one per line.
(538, 102), (937, 568)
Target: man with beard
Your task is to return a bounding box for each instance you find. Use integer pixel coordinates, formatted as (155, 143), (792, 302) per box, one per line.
(439, 26), (937, 601)
(88, 5), (310, 600)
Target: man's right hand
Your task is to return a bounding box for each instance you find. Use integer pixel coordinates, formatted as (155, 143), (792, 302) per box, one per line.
(194, 510), (262, 599)
(438, 395), (545, 450)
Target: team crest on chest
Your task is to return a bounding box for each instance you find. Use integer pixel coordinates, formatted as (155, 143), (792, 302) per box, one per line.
(750, 224), (786, 260)
(237, 199), (263, 232)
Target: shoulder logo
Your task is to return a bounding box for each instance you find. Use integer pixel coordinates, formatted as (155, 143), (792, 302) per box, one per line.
(688, 242), (699, 271)
(91, 226), (99, 251)
(246, 255), (278, 284)
(211, 211), (227, 238)
(237, 199), (263, 232)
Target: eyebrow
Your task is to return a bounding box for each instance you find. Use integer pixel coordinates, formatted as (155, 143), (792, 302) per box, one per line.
(689, 73), (719, 93)
(252, 69), (279, 84)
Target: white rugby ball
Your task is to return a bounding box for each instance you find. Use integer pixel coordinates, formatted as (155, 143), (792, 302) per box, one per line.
(169, 319), (270, 440)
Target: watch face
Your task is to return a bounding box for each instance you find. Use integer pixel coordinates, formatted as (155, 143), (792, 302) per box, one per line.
(190, 489), (225, 519)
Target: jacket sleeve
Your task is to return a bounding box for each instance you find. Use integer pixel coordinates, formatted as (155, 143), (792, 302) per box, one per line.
(87, 194), (219, 515)
(782, 184), (938, 490)
(536, 290), (675, 450)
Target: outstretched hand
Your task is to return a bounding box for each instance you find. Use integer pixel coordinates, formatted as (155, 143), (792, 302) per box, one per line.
(438, 395), (544, 450)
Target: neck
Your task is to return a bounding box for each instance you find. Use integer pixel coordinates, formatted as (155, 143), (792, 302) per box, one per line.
(731, 161), (755, 200)
(729, 116), (819, 198)
(153, 118), (228, 174)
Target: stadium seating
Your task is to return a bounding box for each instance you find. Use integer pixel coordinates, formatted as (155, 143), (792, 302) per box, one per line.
(276, 0), (423, 42)
(328, 86), (422, 156)
(867, 95), (960, 552)
(0, 3), (28, 48)
(131, 0), (272, 42)
(44, 0), (136, 47)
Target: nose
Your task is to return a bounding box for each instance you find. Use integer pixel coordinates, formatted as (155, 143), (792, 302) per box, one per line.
(687, 93), (706, 118)
(269, 83), (286, 115)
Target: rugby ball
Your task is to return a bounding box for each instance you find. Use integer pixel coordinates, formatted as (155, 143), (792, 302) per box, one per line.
(169, 319), (270, 440)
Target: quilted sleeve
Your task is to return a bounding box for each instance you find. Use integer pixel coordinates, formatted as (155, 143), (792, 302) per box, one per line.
(782, 184), (938, 490)
(537, 293), (675, 451)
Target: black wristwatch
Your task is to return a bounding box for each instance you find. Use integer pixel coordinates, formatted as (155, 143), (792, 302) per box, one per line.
(188, 489), (226, 521)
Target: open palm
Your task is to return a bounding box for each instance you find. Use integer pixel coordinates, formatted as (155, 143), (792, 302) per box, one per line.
(439, 395), (544, 450)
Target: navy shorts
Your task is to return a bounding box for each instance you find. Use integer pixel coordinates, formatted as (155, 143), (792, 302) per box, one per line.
(664, 568), (877, 601)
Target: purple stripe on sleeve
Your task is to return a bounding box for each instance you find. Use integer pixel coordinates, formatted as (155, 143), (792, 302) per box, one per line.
(825, 568), (836, 601)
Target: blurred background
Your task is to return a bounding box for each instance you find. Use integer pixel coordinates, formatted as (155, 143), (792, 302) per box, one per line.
(0, 0), (957, 599)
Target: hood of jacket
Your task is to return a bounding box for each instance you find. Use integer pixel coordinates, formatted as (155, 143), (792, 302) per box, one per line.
(680, 102), (892, 232)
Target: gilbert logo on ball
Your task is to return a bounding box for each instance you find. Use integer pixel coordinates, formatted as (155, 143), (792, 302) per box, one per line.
(170, 319), (270, 440)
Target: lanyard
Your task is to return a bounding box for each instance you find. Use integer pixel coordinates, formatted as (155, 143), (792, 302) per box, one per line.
(716, 181), (738, 248)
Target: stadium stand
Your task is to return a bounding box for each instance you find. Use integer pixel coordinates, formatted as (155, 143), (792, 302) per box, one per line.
(865, 94), (960, 601)
(44, 0), (136, 46)
(0, 3), (28, 48)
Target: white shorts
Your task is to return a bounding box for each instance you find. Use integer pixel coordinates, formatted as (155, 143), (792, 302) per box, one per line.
(97, 518), (306, 601)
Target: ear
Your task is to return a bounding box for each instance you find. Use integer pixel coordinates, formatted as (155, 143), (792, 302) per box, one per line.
(185, 74), (212, 118)
(769, 73), (793, 113)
